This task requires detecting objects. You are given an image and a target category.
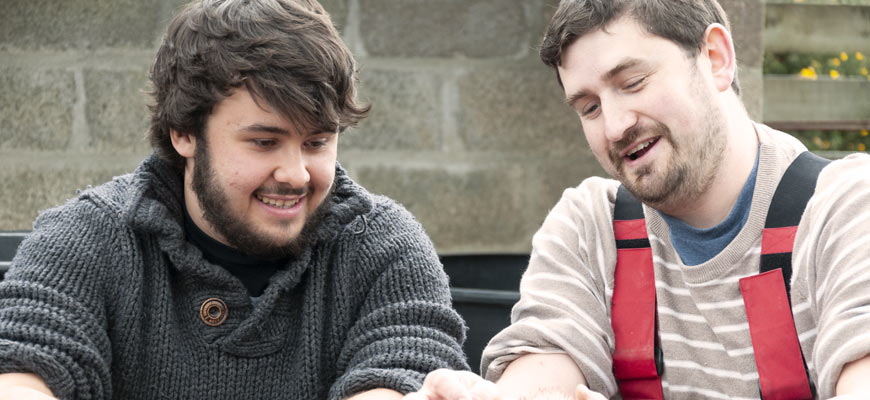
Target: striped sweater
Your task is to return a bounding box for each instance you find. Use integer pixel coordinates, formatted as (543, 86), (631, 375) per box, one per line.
(481, 125), (870, 399)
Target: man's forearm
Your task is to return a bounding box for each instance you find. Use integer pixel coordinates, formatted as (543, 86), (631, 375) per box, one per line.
(836, 354), (870, 395)
(496, 353), (588, 397)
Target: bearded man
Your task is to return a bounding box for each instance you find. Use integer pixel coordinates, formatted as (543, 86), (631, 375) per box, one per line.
(406, 0), (870, 399)
(0, 1), (467, 399)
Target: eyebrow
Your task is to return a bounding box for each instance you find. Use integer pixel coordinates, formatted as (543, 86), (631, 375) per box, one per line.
(241, 124), (336, 137)
(604, 58), (644, 81)
(242, 124), (292, 136)
(565, 58), (646, 107)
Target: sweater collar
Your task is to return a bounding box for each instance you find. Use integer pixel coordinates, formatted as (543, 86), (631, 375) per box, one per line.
(645, 123), (809, 283)
(123, 153), (372, 280)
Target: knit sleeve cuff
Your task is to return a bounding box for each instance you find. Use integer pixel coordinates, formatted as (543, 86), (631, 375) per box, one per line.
(328, 367), (424, 399)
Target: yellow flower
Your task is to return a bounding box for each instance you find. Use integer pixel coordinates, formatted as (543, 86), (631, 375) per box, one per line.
(860, 143), (867, 152)
(857, 52), (865, 61)
(813, 136), (824, 147)
(823, 140), (831, 150)
(862, 129), (869, 137)
(841, 52), (849, 61)
(861, 67), (869, 76)
(811, 60), (822, 69)
(800, 67), (818, 80)
(831, 58), (841, 67)
(830, 70), (840, 79)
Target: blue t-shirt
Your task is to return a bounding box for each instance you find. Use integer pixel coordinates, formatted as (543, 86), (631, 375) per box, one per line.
(660, 155), (760, 266)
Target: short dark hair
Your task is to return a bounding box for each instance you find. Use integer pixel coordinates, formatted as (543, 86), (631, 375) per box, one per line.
(540, 0), (740, 94)
(148, 0), (370, 170)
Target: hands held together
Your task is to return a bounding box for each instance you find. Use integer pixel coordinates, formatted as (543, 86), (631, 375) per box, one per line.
(403, 369), (607, 400)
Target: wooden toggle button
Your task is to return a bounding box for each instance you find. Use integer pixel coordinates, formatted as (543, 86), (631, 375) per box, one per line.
(200, 297), (228, 327)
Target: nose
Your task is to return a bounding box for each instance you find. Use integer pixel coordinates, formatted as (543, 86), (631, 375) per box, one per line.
(601, 99), (638, 143)
(273, 150), (310, 188)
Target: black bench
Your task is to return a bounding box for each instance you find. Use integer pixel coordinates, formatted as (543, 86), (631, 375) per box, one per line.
(0, 231), (525, 373)
(0, 231), (28, 280)
(441, 254), (526, 373)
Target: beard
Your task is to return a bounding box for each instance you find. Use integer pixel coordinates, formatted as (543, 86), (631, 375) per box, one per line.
(607, 71), (726, 209)
(191, 138), (332, 260)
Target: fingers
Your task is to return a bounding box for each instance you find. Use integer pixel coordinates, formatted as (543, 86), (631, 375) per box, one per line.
(468, 377), (504, 400)
(403, 392), (430, 400)
(574, 384), (607, 400)
(428, 369), (475, 399)
(406, 369), (473, 400)
(405, 369), (505, 400)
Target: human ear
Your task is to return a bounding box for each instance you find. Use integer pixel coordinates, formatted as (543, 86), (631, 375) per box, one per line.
(169, 129), (196, 159)
(702, 23), (737, 93)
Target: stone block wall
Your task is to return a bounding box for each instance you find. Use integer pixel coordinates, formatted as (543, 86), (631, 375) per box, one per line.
(0, 0), (763, 254)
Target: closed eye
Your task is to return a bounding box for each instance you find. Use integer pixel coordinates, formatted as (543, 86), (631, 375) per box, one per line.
(582, 102), (601, 118)
(251, 139), (278, 148)
(305, 137), (331, 149)
(624, 76), (646, 91)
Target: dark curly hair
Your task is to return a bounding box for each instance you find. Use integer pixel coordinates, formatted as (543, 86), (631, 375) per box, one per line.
(147, 0), (370, 170)
(540, 0), (740, 95)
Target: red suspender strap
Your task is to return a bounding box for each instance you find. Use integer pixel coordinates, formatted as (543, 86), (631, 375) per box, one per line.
(612, 245), (662, 399)
(743, 151), (829, 399)
(612, 185), (664, 399)
(740, 269), (812, 399)
(760, 226), (799, 256)
(609, 153), (826, 399)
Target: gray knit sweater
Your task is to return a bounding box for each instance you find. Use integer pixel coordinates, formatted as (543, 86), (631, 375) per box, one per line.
(0, 154), (468, 399)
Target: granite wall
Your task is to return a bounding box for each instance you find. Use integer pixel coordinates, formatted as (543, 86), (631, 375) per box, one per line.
(0, 0), (764, 253)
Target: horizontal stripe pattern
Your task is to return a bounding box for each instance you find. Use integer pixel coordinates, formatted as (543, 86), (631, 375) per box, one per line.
(482, 127), (870, 399)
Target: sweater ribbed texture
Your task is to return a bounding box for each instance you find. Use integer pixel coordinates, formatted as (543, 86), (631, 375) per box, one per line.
(481, 124), (870, 399)
(0, 154), (469, 399)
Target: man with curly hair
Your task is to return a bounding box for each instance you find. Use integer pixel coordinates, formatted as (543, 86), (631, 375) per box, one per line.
(0, 1), (468, 399)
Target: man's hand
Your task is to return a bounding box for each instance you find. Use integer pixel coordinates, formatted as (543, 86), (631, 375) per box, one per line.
(405, 353), (605, 400)
(403, 369), (608, 400)
(0, 373), (58, 400)
(403, 369), (506, 400)
(573, 384), (607, 400)
(0, 386), (59, 400)
(346, 388), (403, 399)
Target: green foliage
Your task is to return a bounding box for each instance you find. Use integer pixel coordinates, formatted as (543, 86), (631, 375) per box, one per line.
(789, 129), (870, 152)
(764, 52), (813, 74)
(764, 51), (869, 151)
(764, 51), (869, 80)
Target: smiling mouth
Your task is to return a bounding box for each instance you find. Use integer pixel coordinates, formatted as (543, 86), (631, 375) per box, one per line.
(255, 193), (301, 209)
(626, 138), (659, 161)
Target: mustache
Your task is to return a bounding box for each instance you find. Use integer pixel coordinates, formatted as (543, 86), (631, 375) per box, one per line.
(608, 121), (671, 164)
(255, 184), (308, 197)
(610, 125), (644, 162)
